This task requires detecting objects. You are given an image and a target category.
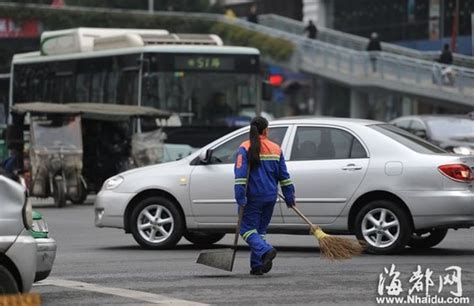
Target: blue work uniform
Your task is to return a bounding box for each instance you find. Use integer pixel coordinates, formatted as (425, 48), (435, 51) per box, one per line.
(234, 135), (295, 269)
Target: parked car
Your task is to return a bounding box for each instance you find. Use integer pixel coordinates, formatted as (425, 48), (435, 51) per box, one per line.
(30, 211), (56, 282)
(390, 115), (474, 155)
(0, 175), (36, 294)
(95, 118), (474, 255)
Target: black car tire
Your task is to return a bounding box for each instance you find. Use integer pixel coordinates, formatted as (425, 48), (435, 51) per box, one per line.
(408, 229), (448, 249)
(34, 270), (52, 282)
(53, 177), (66, 208)
(184, 231), (226, 246)
(69, 179), (88, 204)
(355, 200), (412, 255)
(130, 196), (184, 249)
(0, 266), (19, 294)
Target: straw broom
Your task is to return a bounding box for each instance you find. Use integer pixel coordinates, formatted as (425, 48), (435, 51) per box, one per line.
(280, 194), (365, 260)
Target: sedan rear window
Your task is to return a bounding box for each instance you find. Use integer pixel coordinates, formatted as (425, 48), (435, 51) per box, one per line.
(371, 124), (446, 154)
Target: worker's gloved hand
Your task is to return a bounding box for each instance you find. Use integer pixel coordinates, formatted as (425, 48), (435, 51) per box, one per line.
(286, 202), (296, 208)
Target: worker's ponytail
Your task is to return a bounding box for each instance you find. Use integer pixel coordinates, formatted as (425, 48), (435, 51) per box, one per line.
(248, 116), (269, 168)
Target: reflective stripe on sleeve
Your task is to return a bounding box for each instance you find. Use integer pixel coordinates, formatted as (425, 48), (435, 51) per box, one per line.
(234, 178), (247, 185)
(279, 179), (292, 186)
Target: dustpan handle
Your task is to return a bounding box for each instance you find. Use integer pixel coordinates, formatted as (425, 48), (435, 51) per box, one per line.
(233, 206), (244, 249)
(233, 162), (251, 249)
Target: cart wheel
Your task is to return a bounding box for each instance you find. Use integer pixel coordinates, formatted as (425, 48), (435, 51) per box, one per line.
(69, 180), (88, 204)
(53, 177), (66, 208)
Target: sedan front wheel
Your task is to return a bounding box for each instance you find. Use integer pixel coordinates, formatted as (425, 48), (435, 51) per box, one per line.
(130, 196), (184, 249)
(355, 200), (412, 254)
(184, 231), (226, 246)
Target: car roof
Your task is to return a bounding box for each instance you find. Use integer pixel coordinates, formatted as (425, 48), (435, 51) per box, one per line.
(269, 116), (382, 126)
(391, 114), (472, 122)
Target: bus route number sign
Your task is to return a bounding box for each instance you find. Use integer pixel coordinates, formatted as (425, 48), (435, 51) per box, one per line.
(174, 56), (235, 71)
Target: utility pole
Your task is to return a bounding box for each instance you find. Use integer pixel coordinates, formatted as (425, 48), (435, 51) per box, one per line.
(148, 0), (154, 13)
(450, 0), (459, 52)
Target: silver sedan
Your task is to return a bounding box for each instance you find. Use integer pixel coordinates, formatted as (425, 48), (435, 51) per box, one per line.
(95, 118), (474, 254)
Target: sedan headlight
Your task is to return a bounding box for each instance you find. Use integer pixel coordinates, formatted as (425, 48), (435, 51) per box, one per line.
(103, 176), (124, 190)
(452, 146), (474, 155)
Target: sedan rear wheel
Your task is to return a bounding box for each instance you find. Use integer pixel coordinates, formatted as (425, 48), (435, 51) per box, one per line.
(355, 200), (412, 254)
(408, 229), (448, 249)
(130, 196), (184, 249)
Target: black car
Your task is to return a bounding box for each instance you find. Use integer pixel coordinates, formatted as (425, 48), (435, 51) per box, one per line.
(390, 115), (474, 155)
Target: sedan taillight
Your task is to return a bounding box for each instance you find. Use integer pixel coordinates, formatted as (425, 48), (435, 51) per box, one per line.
(438, 164), (472, 182)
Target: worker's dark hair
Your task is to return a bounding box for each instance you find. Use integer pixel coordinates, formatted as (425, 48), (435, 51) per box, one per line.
(443, 43), (450, 50)
(249, 116), (268, 168)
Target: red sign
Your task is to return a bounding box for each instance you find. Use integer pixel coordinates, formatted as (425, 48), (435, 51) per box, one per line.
(0, 18), (40, 38)
(51, 0), (65, 8)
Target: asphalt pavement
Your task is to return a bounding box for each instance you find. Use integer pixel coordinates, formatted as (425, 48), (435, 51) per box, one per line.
(32, 199), (473, 305)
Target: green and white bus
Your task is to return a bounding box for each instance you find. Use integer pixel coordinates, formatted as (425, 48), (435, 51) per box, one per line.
(10, 28), (262, 147)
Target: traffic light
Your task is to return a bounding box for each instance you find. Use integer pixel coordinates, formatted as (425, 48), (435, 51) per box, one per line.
(268, 74), (283, 87)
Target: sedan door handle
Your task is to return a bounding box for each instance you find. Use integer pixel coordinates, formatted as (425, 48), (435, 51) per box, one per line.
(342, 164), (363, 171)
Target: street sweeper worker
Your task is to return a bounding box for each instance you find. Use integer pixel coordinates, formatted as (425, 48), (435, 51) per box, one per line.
(234, 116), (295, 275)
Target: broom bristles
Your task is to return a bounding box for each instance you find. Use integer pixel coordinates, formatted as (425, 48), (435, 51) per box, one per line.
(311, 226), (365, 261)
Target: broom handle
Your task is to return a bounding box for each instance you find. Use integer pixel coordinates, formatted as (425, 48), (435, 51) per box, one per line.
(278, 193), (316, 228)
(290, 205), (315, 228)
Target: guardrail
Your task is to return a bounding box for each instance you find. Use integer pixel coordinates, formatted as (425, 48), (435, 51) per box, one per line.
(259, 14), (474, 69)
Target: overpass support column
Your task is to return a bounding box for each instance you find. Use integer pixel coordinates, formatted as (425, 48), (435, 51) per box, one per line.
(350, 89), (369, 118)
(312, 76), (325, 116)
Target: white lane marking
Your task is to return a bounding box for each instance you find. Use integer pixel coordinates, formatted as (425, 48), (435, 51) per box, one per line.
(35, 278), (209, 306)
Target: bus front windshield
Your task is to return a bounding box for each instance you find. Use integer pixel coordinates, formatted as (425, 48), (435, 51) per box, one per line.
(141, 72), (258, 126)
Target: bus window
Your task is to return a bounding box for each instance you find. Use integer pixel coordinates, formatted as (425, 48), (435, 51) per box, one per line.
(117, 69), (138, 105)
(52, 73), (74, 103)
(75, 71), (92, 102)
(145, 72), (258, 126)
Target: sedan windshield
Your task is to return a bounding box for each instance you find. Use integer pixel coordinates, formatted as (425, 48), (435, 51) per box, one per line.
(425, 118), (474, 140)
(371, 124), (446, 154)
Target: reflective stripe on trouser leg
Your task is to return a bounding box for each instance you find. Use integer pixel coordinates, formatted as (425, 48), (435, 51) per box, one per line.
(241, 229), (257, 241)
(246, 233), (273, 269)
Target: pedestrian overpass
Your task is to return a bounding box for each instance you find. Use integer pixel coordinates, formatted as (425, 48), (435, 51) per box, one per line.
(258, 14), (474, 68)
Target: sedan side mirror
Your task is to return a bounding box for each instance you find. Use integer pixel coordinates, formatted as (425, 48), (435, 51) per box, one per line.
(199, 149), (213, 164)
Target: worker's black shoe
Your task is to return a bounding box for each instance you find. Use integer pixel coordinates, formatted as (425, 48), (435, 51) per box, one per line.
(262, 248), (277, 273)
(262, 261), (272, 274)
(250, 267), (263, 276)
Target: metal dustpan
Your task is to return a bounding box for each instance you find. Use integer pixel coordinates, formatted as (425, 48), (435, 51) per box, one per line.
(196, 248), (237, 271)
(196, 207), (244, 271)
